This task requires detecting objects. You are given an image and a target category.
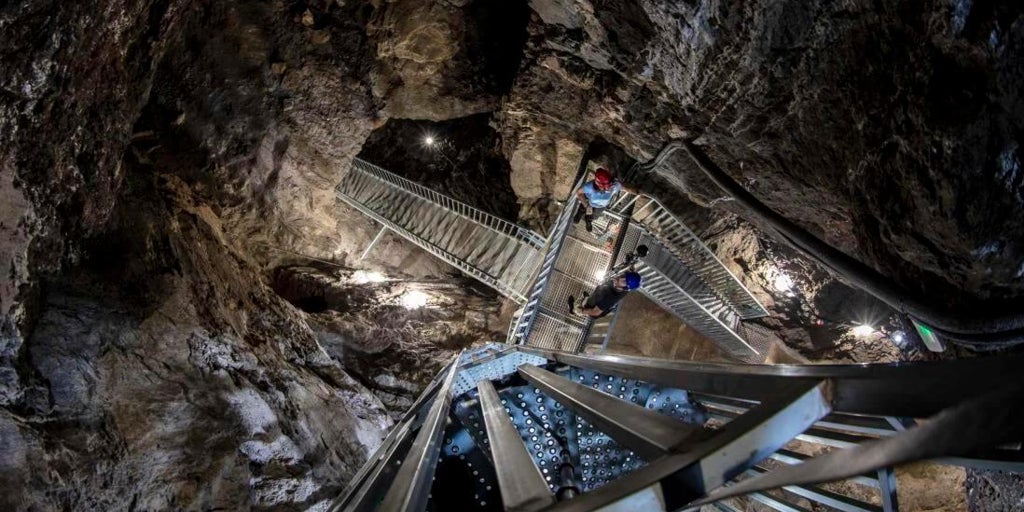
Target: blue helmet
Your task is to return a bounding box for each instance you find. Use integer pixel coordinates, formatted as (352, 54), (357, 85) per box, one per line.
(624, 271), (642, 290)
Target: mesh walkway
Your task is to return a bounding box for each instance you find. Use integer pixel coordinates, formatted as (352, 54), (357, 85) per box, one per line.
(336, 159), (544, 303)
(508, 188), (625, 353)
(608, 195), (768, 320)
(615, 224), (760, 360)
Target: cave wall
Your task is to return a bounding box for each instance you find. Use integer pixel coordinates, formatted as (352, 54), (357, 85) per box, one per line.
(502, 0), (1024, 317)
(3, 0), (1024, 508)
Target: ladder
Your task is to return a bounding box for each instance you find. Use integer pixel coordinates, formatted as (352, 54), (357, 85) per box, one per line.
(336, 159), (545, 303)
(331, 345), (1024, 512)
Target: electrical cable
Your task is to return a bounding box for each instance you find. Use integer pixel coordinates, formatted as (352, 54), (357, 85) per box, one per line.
(632, 140), (1024, 348)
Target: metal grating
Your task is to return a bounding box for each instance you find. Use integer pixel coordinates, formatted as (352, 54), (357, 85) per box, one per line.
(606, 193), (768, 320)
(523, 312), (586, 352)
(453, 350), (549, 397)
(336, 159), (544, 303)
(565, 366), (706, 491)
(448, 362), (708, 500)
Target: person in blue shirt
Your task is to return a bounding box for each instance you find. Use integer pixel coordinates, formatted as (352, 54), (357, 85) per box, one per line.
(568, 271), (643, 318)
(573, 167), (636, 232)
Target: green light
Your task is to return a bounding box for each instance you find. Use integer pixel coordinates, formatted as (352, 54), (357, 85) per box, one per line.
(911, 320), (944, 352)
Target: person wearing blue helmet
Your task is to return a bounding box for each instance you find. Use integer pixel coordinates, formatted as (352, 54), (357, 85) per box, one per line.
(568, 271), (642, 319)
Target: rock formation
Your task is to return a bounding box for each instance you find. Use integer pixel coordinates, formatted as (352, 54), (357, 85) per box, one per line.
(2, 0), (1022, 509)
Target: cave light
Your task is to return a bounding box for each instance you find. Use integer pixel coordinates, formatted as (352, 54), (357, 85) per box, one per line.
(351, 270), (386, 284)
(851, 324), (875, 338)
(423, 135), (435, 147)
(891, 331), (906, 345)
(401, 290), (430, 309)
(773, 273), (794, 293)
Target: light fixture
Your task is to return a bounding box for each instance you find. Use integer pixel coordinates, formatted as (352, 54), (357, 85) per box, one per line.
(400, 290), (430, 309)
(851, 324), (875, 338)
(593, 270), (606, 281)
(773, 273), (794, 293)
(351, 270), (386, 284)
(424, 135), (435, 146)
(892, 331), (906, 345)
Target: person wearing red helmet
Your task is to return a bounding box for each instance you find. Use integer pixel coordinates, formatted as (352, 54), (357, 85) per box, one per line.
(573, 167), (635, 232)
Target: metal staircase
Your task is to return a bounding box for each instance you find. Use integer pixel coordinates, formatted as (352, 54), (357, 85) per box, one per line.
(331, 344), (1024, 512)
(337, 158), (770, 360)
(603, 195), (770, 361)
(336, 159), (545, 303)
(506, 181), (627, 353)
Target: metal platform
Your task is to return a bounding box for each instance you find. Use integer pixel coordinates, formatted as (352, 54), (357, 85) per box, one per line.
(331, 345), (1024, 512)
(338, 159), (769, 360)
(336, 159), (544, 303)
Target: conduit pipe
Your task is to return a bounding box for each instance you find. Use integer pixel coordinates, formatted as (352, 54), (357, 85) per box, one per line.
(635, 140), (1024, 347)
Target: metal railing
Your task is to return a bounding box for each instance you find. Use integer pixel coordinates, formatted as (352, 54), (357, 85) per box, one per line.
(335, 346), (1024, 512)
(606, 193), (768, 320)
(337, 159), (544, 303)
(507, 184), (581, 346)
(351, 159), (546, 248)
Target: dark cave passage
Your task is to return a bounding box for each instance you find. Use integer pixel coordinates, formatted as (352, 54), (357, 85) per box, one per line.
(357, 114), (522, 223)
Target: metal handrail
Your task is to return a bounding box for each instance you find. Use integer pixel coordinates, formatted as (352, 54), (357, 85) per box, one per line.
(607, 192), (768, 319)
(349, 159), (545, 248)
(509, 175), (586, 345)
(336, 187), (532, 303)
(636, 259), (760, 358)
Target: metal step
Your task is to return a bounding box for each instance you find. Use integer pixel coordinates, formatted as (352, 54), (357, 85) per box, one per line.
(336, 345), (1024, 512)
(336, 159), (544, 303)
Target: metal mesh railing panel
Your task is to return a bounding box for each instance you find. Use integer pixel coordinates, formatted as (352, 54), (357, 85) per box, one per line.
(337, 159), (545, 302)
(610, 196), (767, 320)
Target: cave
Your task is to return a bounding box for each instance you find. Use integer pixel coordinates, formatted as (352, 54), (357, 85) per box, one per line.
(2, 1), (1023, 511)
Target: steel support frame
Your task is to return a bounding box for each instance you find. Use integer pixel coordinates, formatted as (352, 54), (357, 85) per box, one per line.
(377, 355), (462, 512)
(477, 380), (556, 512)
(359, 225), (389, 261)
(745, 467), (881, 512)
(517, 364), (706, 461)
(877, 467), (899, 512)
(688, 379), (1024, 509)
(331, 356), (457, 512)
(543, 380), (833, 511)
(517, 347), (1024, 417)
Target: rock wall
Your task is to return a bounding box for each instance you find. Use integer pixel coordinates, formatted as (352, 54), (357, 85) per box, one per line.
(3, 0), (1024, 509)
(1, 167), (393, 510)
(504, 0), (1024, 317)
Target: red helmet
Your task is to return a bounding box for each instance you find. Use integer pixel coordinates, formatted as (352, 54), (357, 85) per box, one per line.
(594, 168), (613, 188)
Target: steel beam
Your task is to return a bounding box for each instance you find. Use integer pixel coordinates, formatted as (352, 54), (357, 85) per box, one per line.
(688, 380), (1024, 509)
(697, 396), (899, 438)
(748, 492), (813, 512)
(331, 418), (417, 512)
(331, 356), (457, 512)
(477, 380), (555, 512)
(360, 225), (389, 260)
(543, 380), (832, 511)
(768, 449), (880, 489)
(877, 467), (898, 512)
(518, 347), (1024, 417)
(377, 355), (462, 512)
(517, 365), (706, 460)
(746, 467), (881, 512)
